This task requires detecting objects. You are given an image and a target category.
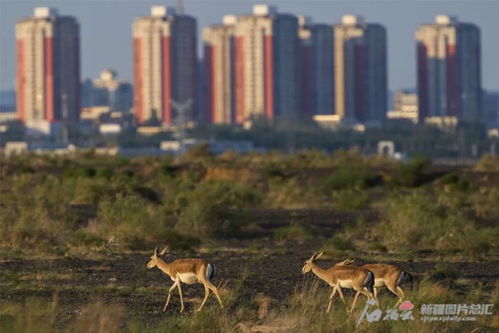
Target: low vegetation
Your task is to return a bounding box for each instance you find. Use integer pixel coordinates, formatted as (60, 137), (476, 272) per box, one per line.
(1, 151), (498, 332)
(1, 276), (496, 333)
(1, 151), (498, 256)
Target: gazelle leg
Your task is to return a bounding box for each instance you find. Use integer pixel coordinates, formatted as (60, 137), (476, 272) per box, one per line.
(358, 289), (376, 312)
(374, 287), (379, 307)
(350, 291), (361, 313)
(336, 287), (350, 312)
(164, 281), (178, 311)
(386, 284), (404, 308)
(359, 289), (372, 299)
(326, 286), (338, 313)
(197, 284), (210, 312)
(205, 280), (223, 308)
(176, 279), (185, 312)
(394, 287), (405, 307)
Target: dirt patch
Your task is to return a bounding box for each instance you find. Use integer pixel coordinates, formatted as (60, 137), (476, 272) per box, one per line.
(1, 246), (497, 329)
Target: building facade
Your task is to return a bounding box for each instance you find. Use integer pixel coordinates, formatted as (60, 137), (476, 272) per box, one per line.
(203, 15), (236, 124)
(81, 69), (133, 112)
(233, 5), (299, 124)
(133, 6), (197, 125)
(416, 15), (481, 122)
(482, 91), (499, 127)
(16, 7), (80, 128)
(298, 16), (334, 116)
(387, 90), (419, 124)
(333, 15), (387, 124)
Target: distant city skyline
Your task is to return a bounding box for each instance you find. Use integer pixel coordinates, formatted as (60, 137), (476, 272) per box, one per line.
(1, 0), (498, 92)
(15, 7), (80, 128)
(133, 5), (197, 124)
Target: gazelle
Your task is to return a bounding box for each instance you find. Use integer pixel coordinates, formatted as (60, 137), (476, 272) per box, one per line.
(147, 246), (224, 312)
(302, 252), (375, 313)
(339, 259), (413, 307)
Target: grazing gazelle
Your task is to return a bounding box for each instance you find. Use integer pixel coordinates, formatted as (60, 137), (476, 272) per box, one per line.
(302, 252), (375, 313)
(339, 259), (413, 307)
(147, 246), (223, 312)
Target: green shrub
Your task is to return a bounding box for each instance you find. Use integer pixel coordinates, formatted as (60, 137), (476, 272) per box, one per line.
(377, 190), (497, 255)
(159, 164), (178, 178)
(328, 236), (356, 251)
(323, 168), (366, 191)
(0, 175), (79, 250)
(322, 167), (381, 197)
(264, 163), (287, 178)
(65, 167), (97, 178)
(331, 189), (369, 211)
(121, 169), (135, 179)
(430, 262), (459, 280)
(73, 178), (161, 206)
(96, 167), (114, 179)
(175, 181), (262, 238)
(131, 185), (160, 204)
(453, 179), (470, 191)
(70, 229), (105, 248)
(391, 156), (429, 187)
(440, 173), (459, 185)
(461, 227), (497, 258)
(274, 223), (312, 242)
(367, 242), (388, 253)
(266, 178), (325, 209)
(470, 188), (499, 220)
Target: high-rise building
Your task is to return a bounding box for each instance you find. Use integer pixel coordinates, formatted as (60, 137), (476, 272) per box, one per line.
(333, 15), (387, 124)
(387, 90), (419, 124)
(233, 5), (299, 124)
(298, 16), (334, 116)
(416, 15), (481, 122)
(81, 69), (133, 112)
(203, 15), (237, 124)
(133, 6), (197, 125)
(16, 7), (80, 130)
(482, 91), (499, 127)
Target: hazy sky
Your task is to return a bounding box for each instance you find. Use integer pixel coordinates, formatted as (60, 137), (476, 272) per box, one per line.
(1, 0), (498, 92)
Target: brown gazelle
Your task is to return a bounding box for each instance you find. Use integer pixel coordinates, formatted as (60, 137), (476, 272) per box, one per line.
(340, 259), (412, 307)
(147, 246), (223, 312)
(302, 252), (375, 313)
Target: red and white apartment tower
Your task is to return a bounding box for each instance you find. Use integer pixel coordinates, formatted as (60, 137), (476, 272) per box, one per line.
(222, 5), (299, 124)
(133, 6), (197, 125)
(234, 5), (299, 124)
(416, 15), (481, 122)
(203, 15), (237, 124)
(16, 7), (80, 132)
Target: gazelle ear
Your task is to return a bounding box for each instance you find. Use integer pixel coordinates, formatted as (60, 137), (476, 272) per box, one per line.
(337, 258), (353, 265)
(310, 251), (323, 261)
(159, 246), (169, 256)
(154, 246), (159, 256)
(316, 252), (324, 259)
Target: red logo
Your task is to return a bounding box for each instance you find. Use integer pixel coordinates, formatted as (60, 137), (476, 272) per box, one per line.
(399, 301), (414, 311)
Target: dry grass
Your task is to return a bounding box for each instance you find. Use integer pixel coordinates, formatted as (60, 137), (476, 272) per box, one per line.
(1, 277), (497, 333)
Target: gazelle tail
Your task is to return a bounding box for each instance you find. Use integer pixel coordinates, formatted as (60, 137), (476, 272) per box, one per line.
(206, 263), (215, 282)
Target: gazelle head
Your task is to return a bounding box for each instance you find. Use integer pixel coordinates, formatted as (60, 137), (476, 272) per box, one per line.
(147, 246), (169, 269)
(302, 251), (323, 274)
